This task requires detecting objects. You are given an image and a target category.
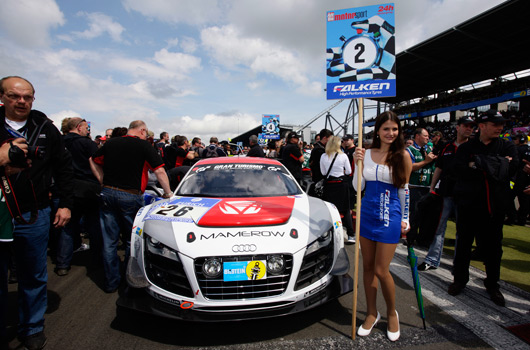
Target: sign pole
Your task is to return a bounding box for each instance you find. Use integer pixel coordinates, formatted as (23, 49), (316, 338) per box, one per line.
(351, 97), (364, 340)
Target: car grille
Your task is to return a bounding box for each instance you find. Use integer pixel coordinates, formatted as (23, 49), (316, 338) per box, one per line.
(294, 234), (334, 291)
(194, 255), (293, 300)
(144, 250), (194, 298)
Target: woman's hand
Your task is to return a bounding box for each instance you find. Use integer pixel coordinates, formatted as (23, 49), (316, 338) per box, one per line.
(401, 221), (410, 235)
(353, 148), (366, 163)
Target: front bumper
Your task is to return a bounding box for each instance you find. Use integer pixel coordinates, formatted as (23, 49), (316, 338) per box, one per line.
(116, 273), (353, 322)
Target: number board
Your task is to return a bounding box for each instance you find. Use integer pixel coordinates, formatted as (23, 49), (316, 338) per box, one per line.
(143, 197), (221, 223)
(326, 3), (396, 99)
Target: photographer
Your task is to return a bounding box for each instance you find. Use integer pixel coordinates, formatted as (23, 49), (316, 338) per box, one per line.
(0, 76), (74, 350)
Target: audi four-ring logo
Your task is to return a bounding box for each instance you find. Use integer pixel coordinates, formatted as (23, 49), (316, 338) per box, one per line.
(232, 244), (257, 252)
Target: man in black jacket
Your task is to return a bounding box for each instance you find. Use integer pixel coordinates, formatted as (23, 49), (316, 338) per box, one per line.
(55, 117), (102, 276)
(0, 76), (73, 350)
(247, 135), (265, 157)
(449, 110), (517, 307)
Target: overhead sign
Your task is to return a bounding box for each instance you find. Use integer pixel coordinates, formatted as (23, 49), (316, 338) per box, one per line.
(326, 3), (396, 99)
(261, 114), (280, 140)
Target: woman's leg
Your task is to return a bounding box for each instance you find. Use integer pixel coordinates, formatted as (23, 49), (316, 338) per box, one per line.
(374, 242), (399, 332)
(360, 237), (378, 328)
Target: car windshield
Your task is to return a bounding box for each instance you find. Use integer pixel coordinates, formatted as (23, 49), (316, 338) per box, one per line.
(176, 162), (302, 197)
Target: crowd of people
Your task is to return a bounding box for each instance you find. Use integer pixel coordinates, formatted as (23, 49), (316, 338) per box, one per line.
(0, 75), (528, 348)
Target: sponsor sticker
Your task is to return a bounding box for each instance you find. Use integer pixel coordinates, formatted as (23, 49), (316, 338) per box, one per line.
(223, 260), (267, 282)
(143, 197), (221, 223)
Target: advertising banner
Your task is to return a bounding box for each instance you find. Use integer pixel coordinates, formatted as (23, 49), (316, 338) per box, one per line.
(326, 3), (396, 99)
(261, 114), (280, 140)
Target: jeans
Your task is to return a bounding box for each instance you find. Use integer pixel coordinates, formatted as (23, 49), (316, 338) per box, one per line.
(0, 207), (51, 338)
(100, 187), (144, 291)
(56, 196), (102, 269)
(424, 197), (455, 267)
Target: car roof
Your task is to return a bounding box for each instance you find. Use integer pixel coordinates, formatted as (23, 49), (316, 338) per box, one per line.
(195, 157), (282, 166)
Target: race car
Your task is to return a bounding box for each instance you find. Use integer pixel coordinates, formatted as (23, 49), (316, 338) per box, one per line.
(118, 157), (352, 321)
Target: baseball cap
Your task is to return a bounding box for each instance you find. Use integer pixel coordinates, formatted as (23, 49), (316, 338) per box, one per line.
(287, 131), (300, 140)
(457, 116), (475, 125)
(342, 134), (354, 141)
(476, 109), (506, 124)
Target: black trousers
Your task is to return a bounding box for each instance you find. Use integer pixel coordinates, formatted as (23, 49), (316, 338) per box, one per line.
(453, 198), (504, 289)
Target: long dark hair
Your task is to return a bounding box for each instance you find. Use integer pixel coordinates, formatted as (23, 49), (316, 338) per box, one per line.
(371, 111), (407, 188)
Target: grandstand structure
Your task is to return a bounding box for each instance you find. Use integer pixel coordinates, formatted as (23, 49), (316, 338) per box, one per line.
(363, 0), (530, 127)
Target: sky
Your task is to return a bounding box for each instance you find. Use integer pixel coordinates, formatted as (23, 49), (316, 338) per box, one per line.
(0, 0), (506, 141)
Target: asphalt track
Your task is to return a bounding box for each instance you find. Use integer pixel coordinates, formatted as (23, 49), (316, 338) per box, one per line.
(5, 240), (530, 350)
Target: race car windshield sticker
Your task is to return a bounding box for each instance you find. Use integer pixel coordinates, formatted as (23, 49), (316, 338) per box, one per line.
(178, 163), (302, 198)
(143, 197), (221, 223)
(223, 260), (267, 282)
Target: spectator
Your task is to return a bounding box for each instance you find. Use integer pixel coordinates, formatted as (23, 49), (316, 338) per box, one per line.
(341, 134), (356, 210)
(407, 128), (437, 244)
(281, 132), (304, 184)
(247, 135), (265, 157)
(308, 129), (333, 195)
(320, 136), (354, 241)
(111, 127), (127, 138)
(0, 76), (74, 350)
(202, 137), (227, 158)
(418, 116), (474, 271)
(514, 134), (530, 225)
(449, 110), (518, 307)
(266, 140), (280, 158)
(164, 135), (198, 170)
(55, 117), (102, 276)
(89, 120), (172, 293)
(353, 111), (411, 341)
(190, 137), (204, 156)
(431, 131), (445, 156)
(154, 132), (170, 158)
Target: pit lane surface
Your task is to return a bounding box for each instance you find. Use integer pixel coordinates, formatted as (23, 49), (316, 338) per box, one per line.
(5, 242), (530, 350)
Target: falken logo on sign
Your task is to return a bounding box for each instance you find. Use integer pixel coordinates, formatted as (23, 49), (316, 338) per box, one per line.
(326, 3), (396, 99)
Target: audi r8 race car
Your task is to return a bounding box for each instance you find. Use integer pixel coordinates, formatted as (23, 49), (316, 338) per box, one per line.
(118, 157), (353, 321)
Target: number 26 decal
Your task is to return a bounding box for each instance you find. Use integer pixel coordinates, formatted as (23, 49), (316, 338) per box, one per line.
(155, 205), (194, 217)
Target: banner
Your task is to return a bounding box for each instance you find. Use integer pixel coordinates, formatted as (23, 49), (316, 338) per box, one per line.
(261, 114), (280, 140)
(326, 3), (396, 99)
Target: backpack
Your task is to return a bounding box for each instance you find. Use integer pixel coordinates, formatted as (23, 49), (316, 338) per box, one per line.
(205, 145), (219, 158)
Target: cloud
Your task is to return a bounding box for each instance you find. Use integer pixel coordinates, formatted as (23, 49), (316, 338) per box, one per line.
(0, 0), (65, 47)
(201, 25), (321, 95)
(122, 0), (225, 25)
(162, 112), (259, 142)
(72, 12), (125, 42)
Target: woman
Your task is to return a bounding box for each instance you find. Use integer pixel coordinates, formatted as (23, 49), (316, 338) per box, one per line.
(320, 136), (354, 242)
(353, 111), (412, 341)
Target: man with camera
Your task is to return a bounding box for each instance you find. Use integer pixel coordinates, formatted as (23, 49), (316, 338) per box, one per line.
(0, 76), (73, 350)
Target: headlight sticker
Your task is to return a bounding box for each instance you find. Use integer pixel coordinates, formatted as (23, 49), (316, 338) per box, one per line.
(143, 197), (221, 223)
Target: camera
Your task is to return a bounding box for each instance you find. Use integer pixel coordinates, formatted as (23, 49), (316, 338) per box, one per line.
(8, 142), (45, 168)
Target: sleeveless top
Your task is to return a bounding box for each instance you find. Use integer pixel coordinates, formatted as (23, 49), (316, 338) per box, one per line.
(360, 150), (402, 244)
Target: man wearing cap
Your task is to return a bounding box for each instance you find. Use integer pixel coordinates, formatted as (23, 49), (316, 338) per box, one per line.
(418, 116), (474, 271)
(247, 135), (265, 157)
(449, 110), (518, 306)
(282, 131), (304, 184)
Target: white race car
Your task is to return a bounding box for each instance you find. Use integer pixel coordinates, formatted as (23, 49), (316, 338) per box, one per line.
(118, 157), (352, 321)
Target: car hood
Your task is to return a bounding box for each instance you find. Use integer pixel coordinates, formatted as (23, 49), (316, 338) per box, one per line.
(136, 195), (334, 257)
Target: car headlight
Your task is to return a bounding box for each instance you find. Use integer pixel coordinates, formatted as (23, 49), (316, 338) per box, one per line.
(267, 255), (285, 275)
(305, 228), (333, 256)
(145, 234), (179, 262)
(202, 258), (222, 278)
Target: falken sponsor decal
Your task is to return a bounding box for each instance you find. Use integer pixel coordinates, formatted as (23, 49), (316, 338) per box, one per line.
(219, 201), (261, 215)
(379, 189), (391, 227)
(223, 260), (267, 282)
(200, 230), (285, 240)
(143, 197), (221, 223)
